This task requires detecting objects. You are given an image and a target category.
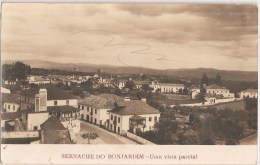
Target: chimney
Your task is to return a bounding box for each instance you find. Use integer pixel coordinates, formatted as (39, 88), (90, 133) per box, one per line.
(39, 89), (47, 111)
(124, 97), (130, 101)
(141, 98), (147, 103)
(35, 94), (40, 112)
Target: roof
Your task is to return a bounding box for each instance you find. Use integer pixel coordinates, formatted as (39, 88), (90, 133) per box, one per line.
(2, 93), (21, 104)
(78, 94), (124, 109)
(47, 106), (80, 113)
(1, 111), (22, 120)
(206, 84), (227, 90)
(241, 89), (258, 93)
(160, 83), (184, 87)
(29, 76), (50, 82)
(22, 85), (76, 100)
(109, 100), (160, 116)
(40, 116), (66, 130)
(133, 81), (149, 85)
(41, 130), (72, 144)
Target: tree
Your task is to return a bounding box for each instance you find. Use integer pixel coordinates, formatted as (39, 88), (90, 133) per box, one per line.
(201, 73), (209, 87)
(125, 80), (135, 90)
(141, 84), (153, 93)
(215, 73), (222, 86)
(2, 62), (31, 81)
(82, 132), (99, 144)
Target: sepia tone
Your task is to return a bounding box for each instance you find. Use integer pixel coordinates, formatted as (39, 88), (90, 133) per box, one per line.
(1, 3), (258, 146)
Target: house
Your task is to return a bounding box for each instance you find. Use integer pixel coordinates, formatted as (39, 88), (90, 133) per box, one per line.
(2, 93), (21, 113)
(240, 89), (258, 98)
(205, 84), (234, 98)
(108, 98), (160, 134)
(133, 81), (148, 90)
(27, 76), (51, 85)
(149, 81), (160, 92)
(1, 111), (22, 131)
(190, 87), (200, 99)
(93, 74), (99, 78)
(21, 86), (78, 110)
(99, 77), (113, 87)
(160, 83), (185, 93)
(1, 87), (11, 93)
(117, 79), (128, 89)
(79, 94), (124, 128)
(40, 116), (72, 144)
(20, 86), (80, 133)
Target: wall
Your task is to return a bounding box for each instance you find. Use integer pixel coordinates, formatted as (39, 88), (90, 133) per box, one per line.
(27, 113), (49, 131)
(126, 131), (155, 145)
(2, 131), (39, 139)
(240, 92), (258, 98)
(4, 103), (20, 113)
(110, 113), (160, 134)
(47, 99), (78, 107)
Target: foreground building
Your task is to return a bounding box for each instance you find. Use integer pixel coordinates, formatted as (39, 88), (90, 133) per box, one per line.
(108, 99), (160, 134)
(79, 94), (123, 128)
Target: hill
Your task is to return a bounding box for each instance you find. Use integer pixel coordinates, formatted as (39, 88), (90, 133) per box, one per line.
(3, 59), (257, 81)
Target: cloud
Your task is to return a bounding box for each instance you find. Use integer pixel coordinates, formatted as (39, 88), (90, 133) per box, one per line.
(1, 3), (258, 71)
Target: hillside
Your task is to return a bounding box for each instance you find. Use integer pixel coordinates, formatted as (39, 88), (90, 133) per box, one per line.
(3, 59), (257, 81)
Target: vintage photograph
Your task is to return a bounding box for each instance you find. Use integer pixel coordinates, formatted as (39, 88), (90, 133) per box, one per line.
(1, 3), (258, 146)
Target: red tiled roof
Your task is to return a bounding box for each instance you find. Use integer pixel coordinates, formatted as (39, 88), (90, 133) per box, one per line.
(41, 130), (72, 144)
(40, 116), (66, 130)
(109, 100), (160, 116)
(1, 111), (22, 120)
(22, 85), (76, 100)
(47, 106), (80, 113)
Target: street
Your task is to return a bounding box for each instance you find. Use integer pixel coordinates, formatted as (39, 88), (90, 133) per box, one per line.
(76, 121), (138, 144)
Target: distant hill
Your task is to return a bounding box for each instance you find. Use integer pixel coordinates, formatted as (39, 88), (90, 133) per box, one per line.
(3, 59), (257, 81)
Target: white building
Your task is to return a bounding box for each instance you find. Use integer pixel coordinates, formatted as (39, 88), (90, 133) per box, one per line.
(108, 99), (160, 134)
(190, 88), (200, 99)
(1, 87), (11, 93)
(79, 94), (124, 128)
(27, 76), (51, 85)
(117, 79), (128, 89)
(240, 89), (258, 98)
(21, 86), (80, 133)
(206, 84), (234, 98)
(2, 93), (21, 113)
(160, 83), (185, 93)
(149, 81), (160, 92)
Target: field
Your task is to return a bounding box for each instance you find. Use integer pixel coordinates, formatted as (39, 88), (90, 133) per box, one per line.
(211, 100), (245, 111)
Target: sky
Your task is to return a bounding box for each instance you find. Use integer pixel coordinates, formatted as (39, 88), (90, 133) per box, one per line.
(1, 3), (258, 71)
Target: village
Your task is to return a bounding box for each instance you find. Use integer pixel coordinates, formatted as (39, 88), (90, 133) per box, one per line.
(1, 62), (258, 145)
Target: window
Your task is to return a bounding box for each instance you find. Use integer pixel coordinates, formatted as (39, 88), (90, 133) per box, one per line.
(33, 126), (38, 130)
(114, 116), (117, 121)
(13, 106), (15, 110)
(8, 105), (10, 109)
(95, 109), (97, 114)
(81, 106), (84, 110)
(78, 105), (80, 109)
(54, 101), (58, 106)
(111, 115), (113, 120)
(154, 116), (158, 122)
(66, 100), (69, 105)
(94, 118), (97, 124)
(149, 126), (151, 130)
(149, 117), (152, 122)
(87, 107), (89, 112)
(118, 117), (120, 123)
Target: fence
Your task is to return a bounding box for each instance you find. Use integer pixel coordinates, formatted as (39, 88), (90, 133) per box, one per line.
(2, 131), (39, 139)
(126, 132), (155, 145)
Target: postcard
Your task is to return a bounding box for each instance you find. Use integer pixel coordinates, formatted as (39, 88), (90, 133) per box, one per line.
(0, 2), (258, 165)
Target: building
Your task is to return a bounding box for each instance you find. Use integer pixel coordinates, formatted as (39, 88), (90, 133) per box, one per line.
(1, 87), (11, 93)
(1, 111), (22, 131)
(2, 93), (21, 113)
(117, 79), (128, 89)
(205, 84), (234, 98)
(20, 86), (80, 133)
(160, 83), (185, 93)
(21, 86), (78, 110)
(240, 89), (258, 98)
(149, 81), (160, 92)
(190, 87), (200, 99)
(79, 94), (124, 128)
(27, 76), (51, 85)
(133, 81), (149, 90)
(108, 99), (160, 134)
(40, 116), (72, 144)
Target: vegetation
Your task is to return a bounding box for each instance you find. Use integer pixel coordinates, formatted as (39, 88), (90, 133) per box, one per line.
(2, 62), (31, 81)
